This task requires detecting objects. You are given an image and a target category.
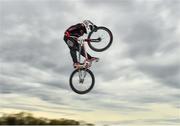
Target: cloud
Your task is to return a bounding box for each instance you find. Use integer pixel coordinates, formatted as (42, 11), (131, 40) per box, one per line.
(138, 62), (180, 88)
(0, 0), (180, 125)
(98, 117), (180, 125)
(109, 0), (180, 89)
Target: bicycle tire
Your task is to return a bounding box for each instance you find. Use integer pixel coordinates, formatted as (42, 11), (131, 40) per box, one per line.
(88, 26), (113, 52)
(69, 68), (95, 94)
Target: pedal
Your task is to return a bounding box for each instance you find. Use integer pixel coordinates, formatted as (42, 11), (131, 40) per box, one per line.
(74, 64), (83, 69)
(95, 58), (100, 62)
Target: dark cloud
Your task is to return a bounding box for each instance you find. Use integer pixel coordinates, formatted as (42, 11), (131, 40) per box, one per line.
(0, 0), (75, 112)
(0, 40), (67, 73)
(138, 63), (180, 88)
(124, 21), (163, 57)
(0, 75), (69, 106)
(96, 101), (149, 112)
(0, 77), (29, 94)
(130, 94), (179, 105)
(109, 0), (180, 90)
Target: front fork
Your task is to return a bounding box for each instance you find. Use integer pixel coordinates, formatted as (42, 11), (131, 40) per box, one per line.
(78, 69), (86, 83)
(78, 42), (87, 84)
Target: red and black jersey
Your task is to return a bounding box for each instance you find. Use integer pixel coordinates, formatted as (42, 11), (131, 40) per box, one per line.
(65, 23), (87, 38)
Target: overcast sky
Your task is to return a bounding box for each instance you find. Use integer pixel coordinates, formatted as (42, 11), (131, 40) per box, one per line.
(0, 0), (180, 125)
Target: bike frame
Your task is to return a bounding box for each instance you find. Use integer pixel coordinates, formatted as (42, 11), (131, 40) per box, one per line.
(77, 39), (90, 83)
(78, 38), (101, 67)
(78, 40), (91, 68)
(69, 36), (100, 69)
(69, 36), (100, 83)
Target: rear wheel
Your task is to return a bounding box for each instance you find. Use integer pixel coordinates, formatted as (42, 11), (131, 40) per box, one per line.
(69, 68), (95, 94)
(88, 26), (113, 52)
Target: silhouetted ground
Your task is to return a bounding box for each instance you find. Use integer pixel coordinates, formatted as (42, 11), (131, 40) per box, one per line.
(0, 112), (94, 125)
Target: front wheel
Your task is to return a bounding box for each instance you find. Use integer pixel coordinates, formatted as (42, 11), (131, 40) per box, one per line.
(69, 68), (95, 94)
(88, 26), (113, 52)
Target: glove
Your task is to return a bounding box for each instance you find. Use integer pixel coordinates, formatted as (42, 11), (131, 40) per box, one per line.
(94, 25), (98, 29)
(93, 25), (98, 32)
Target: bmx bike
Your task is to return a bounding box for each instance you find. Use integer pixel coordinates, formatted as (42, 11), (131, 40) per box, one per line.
(69, 26), (113, 94)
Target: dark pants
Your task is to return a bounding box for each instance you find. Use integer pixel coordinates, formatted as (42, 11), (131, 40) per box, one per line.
(64, 36), (92, 63)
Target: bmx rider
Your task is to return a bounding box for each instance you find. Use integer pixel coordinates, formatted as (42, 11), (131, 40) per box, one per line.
(64, 20), (99, 68)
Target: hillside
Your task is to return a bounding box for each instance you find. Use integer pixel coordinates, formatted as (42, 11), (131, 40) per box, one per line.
(0, 112), (94, 125)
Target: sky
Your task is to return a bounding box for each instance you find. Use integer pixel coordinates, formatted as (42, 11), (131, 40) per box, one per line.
(0, 0), (180, 125)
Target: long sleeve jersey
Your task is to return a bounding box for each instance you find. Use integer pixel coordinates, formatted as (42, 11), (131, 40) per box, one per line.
(65, 23), (87, 38)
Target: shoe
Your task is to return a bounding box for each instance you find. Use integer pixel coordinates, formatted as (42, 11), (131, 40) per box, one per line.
(87, 57), (99, 62)
(73, 62), (80, 68)
(73, 63), (79, 68)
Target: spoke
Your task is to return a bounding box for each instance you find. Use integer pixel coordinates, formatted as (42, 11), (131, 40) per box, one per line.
(71, 70), (92, 92)
(90, 29), (110, 49)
